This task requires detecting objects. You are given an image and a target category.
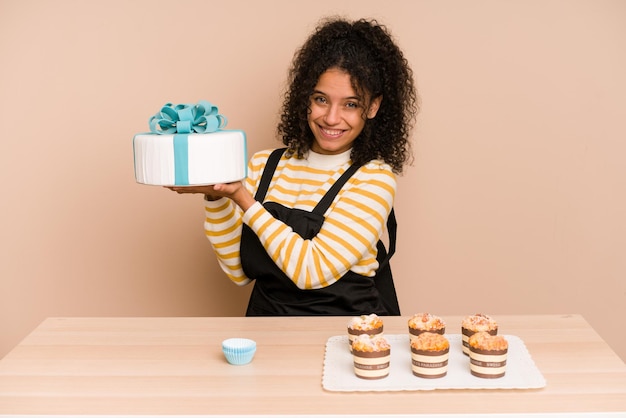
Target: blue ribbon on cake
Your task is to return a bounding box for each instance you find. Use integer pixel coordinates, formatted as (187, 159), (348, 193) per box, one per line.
(148, 101), (227, 185)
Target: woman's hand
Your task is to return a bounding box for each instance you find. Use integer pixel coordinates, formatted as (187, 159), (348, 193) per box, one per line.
(166, 182), (256, 211)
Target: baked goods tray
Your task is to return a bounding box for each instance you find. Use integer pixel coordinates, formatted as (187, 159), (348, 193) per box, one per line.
(322, 334), (546, 392)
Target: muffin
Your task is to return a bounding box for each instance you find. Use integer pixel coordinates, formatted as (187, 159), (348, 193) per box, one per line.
(408, 313), (446, 343)
(468, 331), (508, 378)
(347, 314), (384, 346)
(410, 332), (450, 379)
(351, 334), (391, 380)
(461, 313), (498, 355)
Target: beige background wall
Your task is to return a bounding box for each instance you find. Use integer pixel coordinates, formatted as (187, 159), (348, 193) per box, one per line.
(1, 0), (625, 362)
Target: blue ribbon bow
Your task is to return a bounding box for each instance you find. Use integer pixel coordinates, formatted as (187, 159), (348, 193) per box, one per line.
(149, 100), (227, 134)
(148, 101), (227, 185)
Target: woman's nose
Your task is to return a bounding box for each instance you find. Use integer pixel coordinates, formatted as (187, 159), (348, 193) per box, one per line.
(323, 105), (341, 125)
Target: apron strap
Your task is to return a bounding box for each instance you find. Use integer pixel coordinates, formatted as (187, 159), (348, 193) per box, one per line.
(254, 147), (286, 201)
(311, 163), (362, 215)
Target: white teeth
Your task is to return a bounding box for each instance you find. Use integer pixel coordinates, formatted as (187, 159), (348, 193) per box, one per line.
(322, 128), (342, 136)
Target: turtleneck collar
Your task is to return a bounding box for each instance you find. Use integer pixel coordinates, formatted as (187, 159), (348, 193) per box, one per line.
(305, 148), (352, 169)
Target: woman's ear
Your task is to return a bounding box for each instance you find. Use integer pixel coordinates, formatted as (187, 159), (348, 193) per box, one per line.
(367, 95), (383, 119)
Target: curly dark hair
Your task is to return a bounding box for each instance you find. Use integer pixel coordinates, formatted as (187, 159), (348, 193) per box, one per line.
(277, 17), (418, 173)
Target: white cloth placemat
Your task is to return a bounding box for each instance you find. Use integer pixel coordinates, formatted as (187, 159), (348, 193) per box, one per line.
(322, 334), (546, 392)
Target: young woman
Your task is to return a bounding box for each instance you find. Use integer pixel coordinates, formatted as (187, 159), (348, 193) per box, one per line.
(170, 17), (418, 316)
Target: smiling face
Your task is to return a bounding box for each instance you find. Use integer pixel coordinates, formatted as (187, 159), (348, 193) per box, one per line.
(308, 68), (381, 155)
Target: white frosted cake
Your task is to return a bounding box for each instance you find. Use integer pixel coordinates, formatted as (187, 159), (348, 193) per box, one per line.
(133, 101), (247, 186)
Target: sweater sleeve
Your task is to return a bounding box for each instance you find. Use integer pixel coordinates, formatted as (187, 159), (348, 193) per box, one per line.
(242, 161), (396, 290)
(202, 149), (272, 286)
(204, 197), (248, 285)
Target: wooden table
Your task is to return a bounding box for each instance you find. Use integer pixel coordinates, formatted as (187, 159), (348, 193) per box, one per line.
(0, 314), (625, 416)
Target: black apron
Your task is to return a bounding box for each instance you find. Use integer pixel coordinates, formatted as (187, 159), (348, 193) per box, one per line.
(240, 148), (400, 316)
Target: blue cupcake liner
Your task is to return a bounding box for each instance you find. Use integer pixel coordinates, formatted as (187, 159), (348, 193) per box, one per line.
(222, 338), (257, 365)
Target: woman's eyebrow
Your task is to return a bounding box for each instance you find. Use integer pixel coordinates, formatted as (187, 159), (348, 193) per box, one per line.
(312, 89), (362, 101)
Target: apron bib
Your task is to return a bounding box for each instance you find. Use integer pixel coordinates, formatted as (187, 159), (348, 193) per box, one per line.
(241, 148), (400, 316)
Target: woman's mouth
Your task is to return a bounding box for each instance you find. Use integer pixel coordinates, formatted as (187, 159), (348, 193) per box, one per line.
(320, 127), (344, 138)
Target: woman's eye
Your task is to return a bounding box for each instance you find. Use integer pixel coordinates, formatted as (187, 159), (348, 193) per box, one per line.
(313, 96), (327, 104)
(346, 102), (359, 109)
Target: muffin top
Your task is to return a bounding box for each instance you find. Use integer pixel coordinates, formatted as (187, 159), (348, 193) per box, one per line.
(351, 334), (390, 352)
(462, 313), (498, 331)
(408, 313), (446, 330)
(348, 313), (383, 331)
(410, 332), (450, 351)
(468, 331), (508, 351)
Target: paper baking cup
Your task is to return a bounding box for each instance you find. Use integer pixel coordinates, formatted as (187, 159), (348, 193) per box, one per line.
(222, 338), (257, 365)
(411, 347), (449, 378)
(469, 346), (507, 378)
(353, 349), (391, 379)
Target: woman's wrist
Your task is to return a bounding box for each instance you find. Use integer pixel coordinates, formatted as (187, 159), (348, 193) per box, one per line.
(232, 188), (256, 212)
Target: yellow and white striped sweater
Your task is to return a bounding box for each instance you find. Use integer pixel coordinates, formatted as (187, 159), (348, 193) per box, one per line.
(203, 148), (396, 290)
